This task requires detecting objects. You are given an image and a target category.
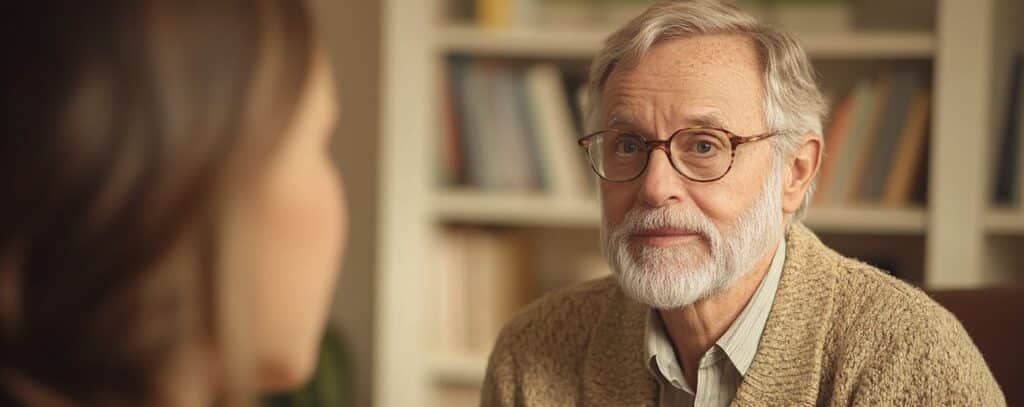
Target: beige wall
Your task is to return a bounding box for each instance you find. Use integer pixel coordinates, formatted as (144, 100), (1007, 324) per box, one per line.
(310, 1), (382, 406)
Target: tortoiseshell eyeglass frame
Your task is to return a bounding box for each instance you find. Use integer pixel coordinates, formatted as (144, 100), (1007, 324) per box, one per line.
(577, 127), (778, 183)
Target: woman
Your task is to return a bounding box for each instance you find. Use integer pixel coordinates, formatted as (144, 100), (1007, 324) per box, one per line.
(0, 0), (346, 405)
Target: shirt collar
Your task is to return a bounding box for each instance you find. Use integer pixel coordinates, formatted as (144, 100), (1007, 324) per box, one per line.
(716, 239), (786, 374)
(644, 238), (787, 381)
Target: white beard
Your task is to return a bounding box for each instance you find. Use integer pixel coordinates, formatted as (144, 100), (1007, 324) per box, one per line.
(601, 164), (785, 310)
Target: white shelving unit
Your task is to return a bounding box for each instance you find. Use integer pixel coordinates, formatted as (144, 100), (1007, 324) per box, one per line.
(432, 190), (601, 227)
(439, 24), (936, 59)
(429, 353), (489, 386)
(432, 190), (928, 234)
(986, 209), (1024, 235)
(374, 0), (1024, 406)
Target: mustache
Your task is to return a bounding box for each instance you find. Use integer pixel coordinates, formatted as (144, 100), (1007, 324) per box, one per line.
(611, 206), (717, 242)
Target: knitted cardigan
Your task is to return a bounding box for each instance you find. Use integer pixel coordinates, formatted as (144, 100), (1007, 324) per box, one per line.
(480, 224), (1005, 406)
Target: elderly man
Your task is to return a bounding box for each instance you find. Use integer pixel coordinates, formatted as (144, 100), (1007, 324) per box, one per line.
(480, 1), (1004, 406)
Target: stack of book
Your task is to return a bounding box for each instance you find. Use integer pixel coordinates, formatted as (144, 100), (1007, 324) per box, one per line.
(441, 57), (592, 197)
(816, 69), (932, 207)
(992, 52), (1024, 208)
(432, 227), (535, 354)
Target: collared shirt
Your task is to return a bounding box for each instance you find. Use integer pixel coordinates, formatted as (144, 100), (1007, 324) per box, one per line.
(645, 240), (786, 407)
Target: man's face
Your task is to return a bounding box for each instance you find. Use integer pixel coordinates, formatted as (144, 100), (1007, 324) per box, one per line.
(599, 34), (784, 308)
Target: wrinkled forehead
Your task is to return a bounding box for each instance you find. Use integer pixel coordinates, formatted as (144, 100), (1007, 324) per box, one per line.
(599, 34), (766, 132)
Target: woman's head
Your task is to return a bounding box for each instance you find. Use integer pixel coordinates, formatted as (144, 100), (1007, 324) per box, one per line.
(0, 0), (345, 404)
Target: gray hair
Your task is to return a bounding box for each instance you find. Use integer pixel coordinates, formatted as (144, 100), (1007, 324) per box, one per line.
(585, 0), (827, 219)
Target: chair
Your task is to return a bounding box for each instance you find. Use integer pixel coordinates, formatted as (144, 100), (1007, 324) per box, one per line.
(928, 286), (1024, 405)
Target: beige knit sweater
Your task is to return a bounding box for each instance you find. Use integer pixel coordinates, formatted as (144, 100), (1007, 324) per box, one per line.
(481, 224), (1005, 406)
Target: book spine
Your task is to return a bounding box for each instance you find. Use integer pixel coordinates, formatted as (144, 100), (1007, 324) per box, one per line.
(858, 70), (922, 202)
(821, 79), (876, 205)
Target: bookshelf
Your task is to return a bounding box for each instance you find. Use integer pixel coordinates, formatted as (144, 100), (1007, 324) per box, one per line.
(986, 209), (1024, 235)
(438, 24), (612, 58)
(433, 190), (928, 233)
(433, 190), (600, 227)
(375, 0), (1024, 406)
(439, 24), (934, 59)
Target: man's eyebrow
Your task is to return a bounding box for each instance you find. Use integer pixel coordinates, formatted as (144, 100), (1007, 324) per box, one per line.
(606, 112), (636, 127)
(687, 112), (729, 129)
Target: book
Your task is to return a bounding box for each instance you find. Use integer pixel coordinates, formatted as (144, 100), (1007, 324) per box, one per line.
(846, 74), (893, 202)
(437, 227), (535, 354)
(440, 66), (466, 186)
(471, 62), (503, 189)
(475, 0), (540, 28)
(476, 0), (511, 28)
(444, 58), (604, 195)
(882, 89), (931, 206)
(858, 70), (924, 202)
(489, 65), (542, 190)
(434, 228), (470, 352)
(816, 89), (858, 200)
(452, 58), (496, 189)
(514, 69), (548, 191)
(465, 230), (533, 353)
(820, 79), (877, 204)
(524, 64), (588, 198)
(993, 53), (1024, 206)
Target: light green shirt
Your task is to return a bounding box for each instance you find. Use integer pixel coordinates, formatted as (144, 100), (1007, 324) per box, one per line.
(645, 240), (786, 407)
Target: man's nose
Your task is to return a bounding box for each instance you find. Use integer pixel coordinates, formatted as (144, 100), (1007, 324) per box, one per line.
(637, 146), (689, 208)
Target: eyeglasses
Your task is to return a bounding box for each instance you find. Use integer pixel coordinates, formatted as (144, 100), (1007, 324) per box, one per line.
(577, 127), (777, 183)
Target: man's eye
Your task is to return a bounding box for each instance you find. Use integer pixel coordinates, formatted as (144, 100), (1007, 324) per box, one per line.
(615, 139), (642, 154)
(687, 136), (722, 156)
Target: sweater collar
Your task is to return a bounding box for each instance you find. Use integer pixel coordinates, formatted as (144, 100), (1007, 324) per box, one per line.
(582, 223), (839, 406)
(732, 223), (840, 406)
(643, 238), (787, 392)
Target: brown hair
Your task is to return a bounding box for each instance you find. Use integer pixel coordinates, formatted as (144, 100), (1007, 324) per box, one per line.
(0, 0), (315, 404)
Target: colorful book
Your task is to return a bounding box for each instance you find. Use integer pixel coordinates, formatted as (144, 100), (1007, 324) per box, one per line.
(476, 0), (511, 28)
(858, 70), (924, 202)
(489, 65), (541, 190)
(846, 74), (893, 202)
(816, 90), (858, 201)
(821, 79), (877, 204)
(525, 64), (588, 198)
(882, 90), (932, 206)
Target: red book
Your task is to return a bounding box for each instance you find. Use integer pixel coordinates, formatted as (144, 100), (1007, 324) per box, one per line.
(816, 91), (857, 203)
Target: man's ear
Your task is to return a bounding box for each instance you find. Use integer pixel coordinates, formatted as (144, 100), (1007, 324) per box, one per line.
(782, 132), (822, 215)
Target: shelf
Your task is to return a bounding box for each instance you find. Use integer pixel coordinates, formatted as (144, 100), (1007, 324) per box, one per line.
(432, 189), (601, 227)
(437, 24), (610, 59)
(437, 24), (935, 59)
(429, 353), (488, 385)
(805, 206), (927, 234)
(985, 209), (1024, 235)
(799, 32), (935, 59)
(432, 189), (926, 233)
